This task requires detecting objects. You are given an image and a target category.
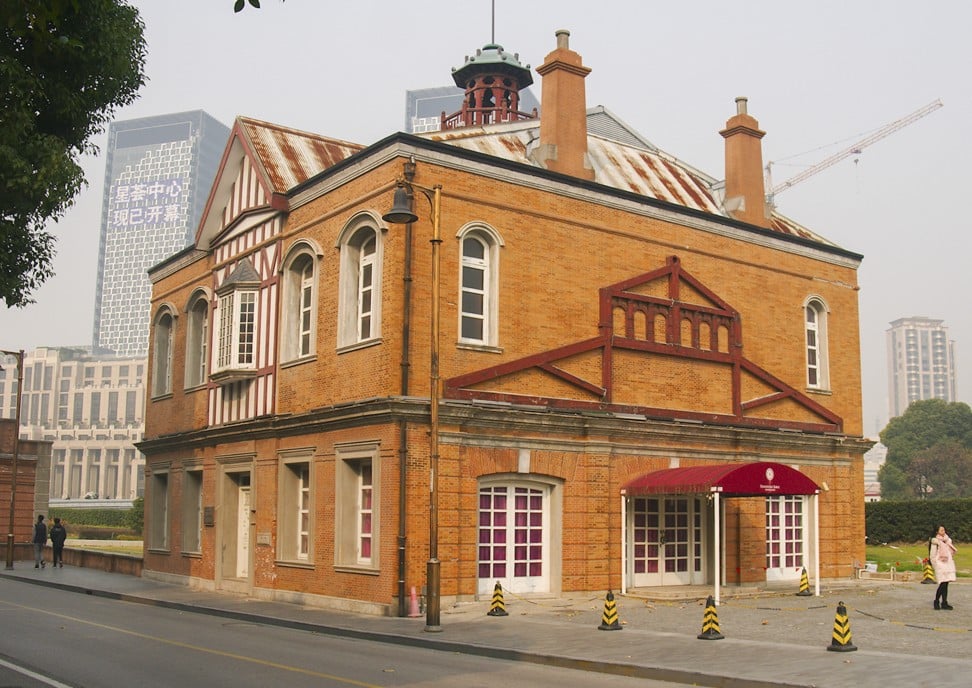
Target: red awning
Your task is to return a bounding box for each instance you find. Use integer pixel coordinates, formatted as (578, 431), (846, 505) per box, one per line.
(621, 462), (819, 497)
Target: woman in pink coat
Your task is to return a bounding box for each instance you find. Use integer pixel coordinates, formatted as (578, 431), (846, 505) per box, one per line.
(930, 525), (958, 610)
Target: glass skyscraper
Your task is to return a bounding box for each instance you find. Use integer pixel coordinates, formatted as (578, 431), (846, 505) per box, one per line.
(93, 111), (230, 357)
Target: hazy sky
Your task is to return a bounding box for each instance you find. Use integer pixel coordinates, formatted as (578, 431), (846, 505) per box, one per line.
(2, 1), (969, 437)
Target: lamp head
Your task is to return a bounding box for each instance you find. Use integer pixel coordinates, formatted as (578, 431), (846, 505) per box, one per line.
(382, 185), (419, 225)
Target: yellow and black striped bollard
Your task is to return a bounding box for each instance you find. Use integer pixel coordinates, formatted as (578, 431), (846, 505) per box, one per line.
(921, 559), (936, 584)
(486, 581), (509, 616)
(826, 601), (857, 652)
(697, 595), (724, 640)
(796, 567), (812, 596)
(597, 590), (622, 630)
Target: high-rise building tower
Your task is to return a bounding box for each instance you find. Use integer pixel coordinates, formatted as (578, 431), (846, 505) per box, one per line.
(93, 111), (229, 357)
(886, 316), (957, 418)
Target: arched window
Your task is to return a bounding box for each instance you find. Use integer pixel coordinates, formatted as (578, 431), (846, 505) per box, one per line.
(185, 291), (209, 388)
(152, 306), (175, 397)
(804, 297), (830, 390)
(457, 223), (503, 347)
(281, 243), (320, 361)
(337, 213), (385, 349)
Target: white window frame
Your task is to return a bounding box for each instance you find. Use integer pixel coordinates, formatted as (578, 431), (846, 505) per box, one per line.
(456, 223), (503, 347)
(334, 441), (380, 570)
(185, 291), (210, 388)
(182, 468), (203, 554)
(151, 306), (175, 397)
(476, 476), (559, 596)
(281, 242), (321, 362)
(804, 296), (830, 390)
(357, 462), (373, 564)
(277, 452), (313, 563)
(215, 290), (257, 372)
(336, 212), (386, 350)
(765, 495), (806, 581)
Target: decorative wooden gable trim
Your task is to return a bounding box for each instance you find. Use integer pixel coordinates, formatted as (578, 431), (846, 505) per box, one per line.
(445, 255), (842, 433)
(195, 119), (285, 252)
(208, 244), (281, 426)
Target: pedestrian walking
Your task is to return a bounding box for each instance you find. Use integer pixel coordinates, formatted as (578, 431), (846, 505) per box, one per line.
(49, 517), (67, 568)
(32, 515), (48, 569)
(930, 525), (958, 610)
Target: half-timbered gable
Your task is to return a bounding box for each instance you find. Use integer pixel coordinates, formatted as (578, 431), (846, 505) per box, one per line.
(188, 119), (363, 426)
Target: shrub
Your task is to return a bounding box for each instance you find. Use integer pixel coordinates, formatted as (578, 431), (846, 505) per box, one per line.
(126, 497), (144, 536)
(866, 498), (972, 544)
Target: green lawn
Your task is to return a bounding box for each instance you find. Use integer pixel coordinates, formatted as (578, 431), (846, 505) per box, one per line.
(66, 541), (143, 556)
(866, 542), (970, 577)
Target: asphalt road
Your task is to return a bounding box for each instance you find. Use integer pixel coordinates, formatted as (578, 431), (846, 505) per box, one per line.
(0, 579), (675, 688)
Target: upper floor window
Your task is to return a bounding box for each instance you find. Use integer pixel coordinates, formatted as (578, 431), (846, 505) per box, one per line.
(337, 213), (385, 349)
(212, 258), (260, 382)
(804, 297), (830, 390)
(457, 223), (503, 347)
(185, 291), (210, 388)
(281, 243), (320, 362)
(151, 306), (175, 397)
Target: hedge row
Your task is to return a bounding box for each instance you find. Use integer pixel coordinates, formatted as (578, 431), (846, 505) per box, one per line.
(47, 508), (130, 527)
(865, 498), (972, 544)
(48, 499), (143, 536)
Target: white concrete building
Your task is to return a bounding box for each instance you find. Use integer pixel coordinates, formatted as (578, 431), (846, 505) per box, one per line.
(0, 347), (145, 502)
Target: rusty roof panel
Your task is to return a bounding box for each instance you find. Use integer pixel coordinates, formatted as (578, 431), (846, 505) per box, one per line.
(429, 121), (835, 246)
(239, 117), (364, 193)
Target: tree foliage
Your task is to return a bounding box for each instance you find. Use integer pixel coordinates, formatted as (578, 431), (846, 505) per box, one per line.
(0, 0), (146, 307)
(879, 399), (972, 499)
(126, 496), (144, 535)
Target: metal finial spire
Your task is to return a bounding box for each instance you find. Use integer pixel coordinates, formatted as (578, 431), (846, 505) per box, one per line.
(491, 0), (495, 44)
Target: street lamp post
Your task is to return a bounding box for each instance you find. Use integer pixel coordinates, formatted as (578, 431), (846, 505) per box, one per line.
(1, 349), (24, 570)
(383, 174), (443, 632)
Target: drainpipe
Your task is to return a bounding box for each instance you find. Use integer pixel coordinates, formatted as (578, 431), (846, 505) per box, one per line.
(396, 162), (416, 617)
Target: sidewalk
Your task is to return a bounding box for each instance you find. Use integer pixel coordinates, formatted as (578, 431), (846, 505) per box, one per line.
(2, 565), (970, 688)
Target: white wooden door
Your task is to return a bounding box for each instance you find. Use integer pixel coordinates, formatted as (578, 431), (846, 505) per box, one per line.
(765, 496), (805, 581)
(237, 486), (250, 579)
(477, 484), (549, 595)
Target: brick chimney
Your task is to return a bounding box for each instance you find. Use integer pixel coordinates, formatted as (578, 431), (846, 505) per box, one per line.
(531, 30), (595, 180)
(720, 97), (770, 228)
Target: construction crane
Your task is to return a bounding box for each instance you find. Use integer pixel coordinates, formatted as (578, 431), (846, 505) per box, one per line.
(765, 98), (943, 206)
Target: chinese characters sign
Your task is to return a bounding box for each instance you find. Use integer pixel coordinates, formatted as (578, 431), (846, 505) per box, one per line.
(109, 178), (187, 230)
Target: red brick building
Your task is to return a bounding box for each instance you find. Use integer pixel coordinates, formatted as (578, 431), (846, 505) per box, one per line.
(141, 31), (869, 615)
(1, 418), (51, 547)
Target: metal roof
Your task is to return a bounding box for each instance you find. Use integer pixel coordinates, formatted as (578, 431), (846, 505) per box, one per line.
(424, 110), (837, 246)
(233, 109), (836, 248)
(237, 117), (364, 194)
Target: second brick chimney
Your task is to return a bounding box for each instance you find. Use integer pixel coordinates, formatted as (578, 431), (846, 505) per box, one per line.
(720, 97), (770, 228)
(531, 30), (595, 180)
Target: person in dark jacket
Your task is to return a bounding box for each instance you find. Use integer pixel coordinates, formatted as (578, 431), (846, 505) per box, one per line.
(49, 517), (67, 568)
(32, 515), (47, 569)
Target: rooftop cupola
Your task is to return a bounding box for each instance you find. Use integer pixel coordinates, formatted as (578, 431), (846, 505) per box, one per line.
(531, 30), (594, 180)
(442, 43), (537, 130)
(720, 97), (770, 228)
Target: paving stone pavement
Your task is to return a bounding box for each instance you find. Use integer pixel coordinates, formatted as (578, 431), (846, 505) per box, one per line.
(3, 565), (970, 687)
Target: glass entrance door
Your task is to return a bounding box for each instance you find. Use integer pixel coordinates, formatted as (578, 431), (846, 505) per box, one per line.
(630, 496), (704, 587)
(765, 496), (805, 581)
(477, 484), (549, 596)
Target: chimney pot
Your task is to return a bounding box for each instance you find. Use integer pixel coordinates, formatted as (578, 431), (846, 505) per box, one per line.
(735, 96), (748, 115)
(555, 29), (570, 49)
